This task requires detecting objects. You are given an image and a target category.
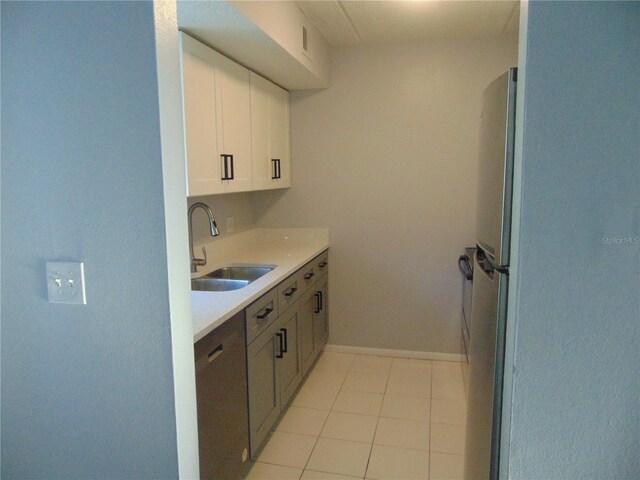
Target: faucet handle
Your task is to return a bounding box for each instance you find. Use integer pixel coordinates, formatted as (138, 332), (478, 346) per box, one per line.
(201, 246), (207, 265)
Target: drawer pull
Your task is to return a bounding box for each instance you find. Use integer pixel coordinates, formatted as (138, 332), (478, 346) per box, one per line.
(304, 272), (315, 280)
(256, 307), (273, 320)
(284, 287), (298, 297)
(318, 261), (327, 268)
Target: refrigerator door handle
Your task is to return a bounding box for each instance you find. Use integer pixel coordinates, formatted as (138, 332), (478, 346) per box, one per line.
(458, 255), (473, 280)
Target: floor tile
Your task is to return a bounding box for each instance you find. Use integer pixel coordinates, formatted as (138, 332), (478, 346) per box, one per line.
(277, 406), (330, 436)
(431, 423), (466, 455)
(349, 355), (393, 376)
(432, 374), (466, 401)
(430, 451), (465, 480)
(301, 469), (363, 479)
(306, 366), (349, 389)
(246, 461), (303, 480)
(380, 394), (430, 421)
(313, 352), (355, 374)
(366, 445), (429, 480)
(385, 374), (431, 398)
(332, 390), (384, 416)
(390, 358), (432, 378)
(432, 361), (464, 380)
(431, 398), (467, 426)
(374, 417), (429, 450)
(321, 411), (378, 443)
(431, 362), (465, 400)
(257, 431), (317, 469)
(293, 381), (341, 410)
(306, 438), (371, 478)
(342, 371), (388, 394)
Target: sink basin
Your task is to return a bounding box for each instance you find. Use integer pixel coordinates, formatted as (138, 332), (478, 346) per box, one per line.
(191, 278), (250, 292)
(191, 264), (276, 292)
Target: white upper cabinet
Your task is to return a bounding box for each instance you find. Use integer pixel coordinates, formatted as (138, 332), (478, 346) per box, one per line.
(250, 72), (291, 190)
(180, 33), (252, 196)
(211, 52), (252, 193)
(180, 34), (220, 196)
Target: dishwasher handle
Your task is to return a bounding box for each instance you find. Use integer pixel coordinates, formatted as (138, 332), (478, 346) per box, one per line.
(207, 343), (224, 363)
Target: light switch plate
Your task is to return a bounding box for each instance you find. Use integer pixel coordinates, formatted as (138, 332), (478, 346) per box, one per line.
(46, 261), (87, 304)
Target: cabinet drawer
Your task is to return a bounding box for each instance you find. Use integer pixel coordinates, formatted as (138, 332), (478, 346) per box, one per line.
(246, 288), (278, 344)
(314, 251), (329, 278)
(298, 263), (317, 294)
(277, 273), (301, 313)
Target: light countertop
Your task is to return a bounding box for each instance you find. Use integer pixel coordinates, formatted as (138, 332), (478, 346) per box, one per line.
(191, 228), (330, 342)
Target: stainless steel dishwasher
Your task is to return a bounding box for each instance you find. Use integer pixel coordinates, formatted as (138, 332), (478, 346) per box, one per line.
(194, 311), (250, 480)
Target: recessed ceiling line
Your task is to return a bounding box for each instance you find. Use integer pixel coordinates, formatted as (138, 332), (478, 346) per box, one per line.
(337, 0), (362, 41)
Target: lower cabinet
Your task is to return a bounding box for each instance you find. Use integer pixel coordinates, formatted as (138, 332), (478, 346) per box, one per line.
(314, 278), (329, 348)
(247, 303), (302, 457)
(246, 249), (329, 457)
(299, 289), (317, 377)
(278, 305), (303, 407)
(246, 316), (280, 458)
(300, 277), (329, 377)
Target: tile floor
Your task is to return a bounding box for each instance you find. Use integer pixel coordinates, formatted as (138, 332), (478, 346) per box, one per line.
(246, 352), (467, 480)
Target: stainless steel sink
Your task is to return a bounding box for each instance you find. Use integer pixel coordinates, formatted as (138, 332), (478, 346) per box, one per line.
(191, 265), (276, 292)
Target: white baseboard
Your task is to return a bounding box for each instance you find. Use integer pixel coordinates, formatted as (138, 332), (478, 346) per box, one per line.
(324, 344), (465, 362)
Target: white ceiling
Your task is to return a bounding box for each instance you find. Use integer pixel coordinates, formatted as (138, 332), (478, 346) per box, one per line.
(296, 0), (520, 47)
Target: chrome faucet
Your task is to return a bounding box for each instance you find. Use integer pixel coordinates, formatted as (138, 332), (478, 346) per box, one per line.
(188, 202), (220, 273)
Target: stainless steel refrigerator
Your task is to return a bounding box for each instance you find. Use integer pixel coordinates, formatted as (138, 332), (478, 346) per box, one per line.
(464, 68), (517, 480)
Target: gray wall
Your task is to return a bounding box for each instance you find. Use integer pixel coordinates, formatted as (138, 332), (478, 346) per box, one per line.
(505, 2), (639, 478)
(253, 37), (518, 355)
(188, 192), (256, 247)
(1, 2), (180, 477)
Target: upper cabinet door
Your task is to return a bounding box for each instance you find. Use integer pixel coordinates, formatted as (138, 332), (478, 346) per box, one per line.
(211, 52), (253, 193)
(269, 82), (291, 188)
(180, 33), (252, 196)
(250, 73), (291, 190)
(180, 33), (223, 196)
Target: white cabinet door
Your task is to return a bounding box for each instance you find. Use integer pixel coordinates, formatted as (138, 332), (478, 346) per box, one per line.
(180, 33), (223, 196)
(211, 52), (253, 193)
(250, 72), (291, 190)
(180, 33), (252, 196)
(269, 82), (291, 188)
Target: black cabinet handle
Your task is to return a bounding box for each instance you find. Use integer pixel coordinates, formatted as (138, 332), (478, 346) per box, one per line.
(314, 292), (321, 314)
(276, 332), (284, 358)
(318, 261), (327, 268)
(304, 272), (315, 280)
(284, 286), (297, 297)
(256, 307), (273, 320)
(319, 291), (324, 311)
(280, 328), (288, 353)
(221, 154), (234, 180)
(271, 159), (281, 179)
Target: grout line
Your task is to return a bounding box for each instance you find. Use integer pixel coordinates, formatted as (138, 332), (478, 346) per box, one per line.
(299, 351), (353, 475)
(260, 353), (455, 479)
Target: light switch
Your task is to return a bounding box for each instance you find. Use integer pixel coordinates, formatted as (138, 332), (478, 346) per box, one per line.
(46, 261), (87, 304)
